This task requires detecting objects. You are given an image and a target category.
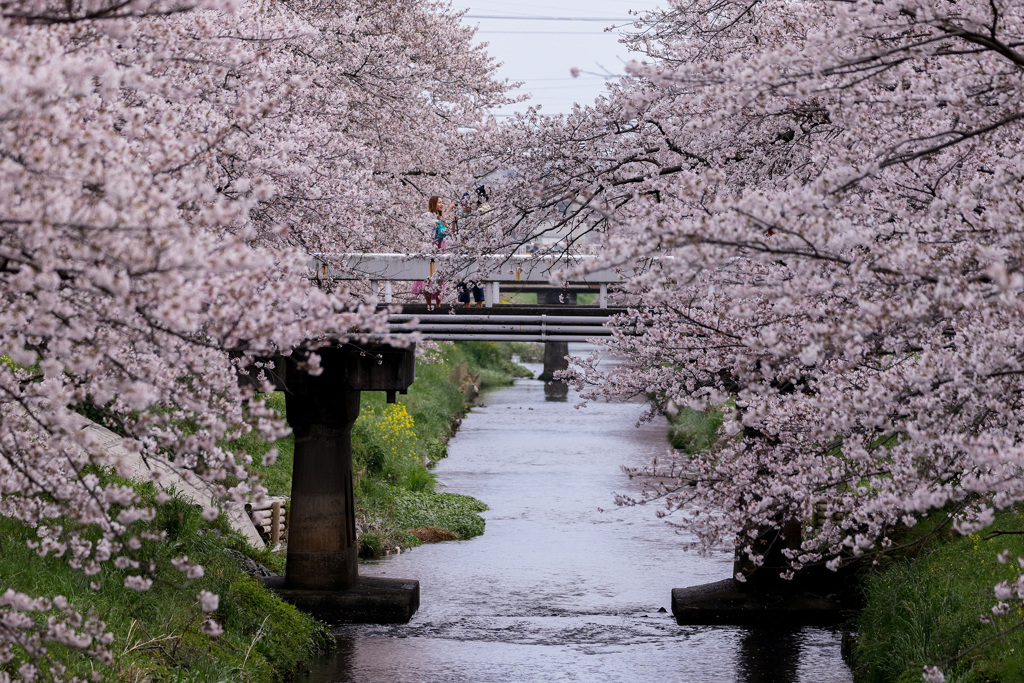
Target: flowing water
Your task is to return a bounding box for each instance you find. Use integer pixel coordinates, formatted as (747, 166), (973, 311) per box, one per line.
(298, 347), (854, 683)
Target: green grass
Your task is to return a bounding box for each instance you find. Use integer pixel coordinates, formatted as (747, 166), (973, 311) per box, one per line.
(667, 406), (723, 454)
(1, 341), (531, 679)
(855, 510), (1024, 682)
(456, 341), (533, 389)
(497, 291), (597, 306)
(0, 484), (332, 682)
(238, 392), (294, 497)
(361, 486), (489, 540)
(500, 291), (537, 305)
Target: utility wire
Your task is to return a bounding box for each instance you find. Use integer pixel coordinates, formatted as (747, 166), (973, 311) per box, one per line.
(507, 76), (608, 81)
(464, 14), (634, 20)
(514, 83), (611, 90)
(476, 29), (612, 34)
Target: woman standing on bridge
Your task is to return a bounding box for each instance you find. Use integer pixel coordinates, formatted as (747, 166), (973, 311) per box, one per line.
(429, 195), (451, 247)
(412, 195), (452, 309)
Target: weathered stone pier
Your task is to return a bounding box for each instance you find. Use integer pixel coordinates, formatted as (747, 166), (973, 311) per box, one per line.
(259, 343), (420, 624)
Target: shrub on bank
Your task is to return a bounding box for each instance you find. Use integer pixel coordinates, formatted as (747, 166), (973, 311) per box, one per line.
(457, 341), (534, 389)
(354, 403), (434, 491)
(667, 405), (724, 454)
(508, 341), (544, 364)
(385, 488), (489, 540)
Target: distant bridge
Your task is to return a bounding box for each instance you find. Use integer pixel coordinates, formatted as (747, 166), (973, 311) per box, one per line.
(388, 305), (627, 342)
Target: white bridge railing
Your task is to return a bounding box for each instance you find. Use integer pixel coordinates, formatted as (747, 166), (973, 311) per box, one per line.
(311, 253), (629, 309)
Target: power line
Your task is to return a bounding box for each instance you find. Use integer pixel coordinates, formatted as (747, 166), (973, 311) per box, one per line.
(515, 83), (612, 90)
(464, 14), (634, 20)
(507, 76), (609, 81)
(477, 29), (612, 34)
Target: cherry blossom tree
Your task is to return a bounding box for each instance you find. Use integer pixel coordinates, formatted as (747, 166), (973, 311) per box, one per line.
(484, 0), (1024, 665)
(0, 0), (507, 676)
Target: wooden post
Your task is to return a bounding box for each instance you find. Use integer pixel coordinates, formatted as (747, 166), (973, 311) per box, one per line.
(270, 501), (282, 546)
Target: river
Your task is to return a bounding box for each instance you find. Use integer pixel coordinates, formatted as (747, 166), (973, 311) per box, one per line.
(298, 346), (854, 682)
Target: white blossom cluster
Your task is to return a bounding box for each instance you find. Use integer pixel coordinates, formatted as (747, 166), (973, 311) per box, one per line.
(0, 589), (112, 681)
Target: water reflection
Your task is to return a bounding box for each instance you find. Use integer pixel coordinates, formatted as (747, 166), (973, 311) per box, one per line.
(738, 627), (799, 683)
(294, 346), (853, 683)
(300, 639), (354, 681)
(542, 379), (568, 401)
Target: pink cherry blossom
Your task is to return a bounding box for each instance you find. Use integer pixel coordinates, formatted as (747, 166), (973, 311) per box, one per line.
(197, 590), (219, 612)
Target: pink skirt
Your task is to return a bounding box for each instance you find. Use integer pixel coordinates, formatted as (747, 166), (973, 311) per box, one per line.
(411, 280), (446, 297)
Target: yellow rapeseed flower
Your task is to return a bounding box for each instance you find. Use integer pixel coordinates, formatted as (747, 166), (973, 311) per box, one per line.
(356, 403), (418, 463)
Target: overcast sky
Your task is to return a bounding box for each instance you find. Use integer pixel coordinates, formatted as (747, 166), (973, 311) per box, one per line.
(452, 0), (663, 116)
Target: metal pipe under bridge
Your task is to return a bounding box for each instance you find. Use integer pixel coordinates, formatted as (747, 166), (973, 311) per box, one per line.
(387, 305), (628, 342)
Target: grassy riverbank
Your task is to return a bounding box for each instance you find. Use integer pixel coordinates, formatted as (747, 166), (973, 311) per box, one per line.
(853, 510), (1024, 682)
(248, 341), (534, 556)
(0, 342), (533, 681)
(0, 486), (332, 682)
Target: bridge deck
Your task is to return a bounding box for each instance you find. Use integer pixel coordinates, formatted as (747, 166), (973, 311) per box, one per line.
(315, 253), (647, 309)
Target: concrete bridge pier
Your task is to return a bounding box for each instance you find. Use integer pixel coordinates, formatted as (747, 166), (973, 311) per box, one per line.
(538, 290), (576, 400)
(263, 343), (420, 624)
(671, 519), (854, 626)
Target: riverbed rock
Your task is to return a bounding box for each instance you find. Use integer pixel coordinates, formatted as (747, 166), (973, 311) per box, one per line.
(225, 548), (277, 579)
